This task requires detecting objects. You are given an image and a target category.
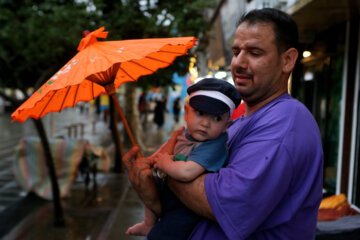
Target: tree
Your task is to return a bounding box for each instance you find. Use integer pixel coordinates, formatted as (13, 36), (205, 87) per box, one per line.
(0, 0), (216, 226)
(1, 0), (215, 100)
(93, 0), (216, 158)
(96, 0), (214, 87)
(0, 0), (101, 226)
(1, 0), (215, 183)
(0, 0), (99, 92)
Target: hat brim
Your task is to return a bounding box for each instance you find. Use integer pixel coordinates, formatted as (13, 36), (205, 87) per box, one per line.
(189, 95), (230, 115)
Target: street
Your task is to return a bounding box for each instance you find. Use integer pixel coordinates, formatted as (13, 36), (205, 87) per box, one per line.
(0, 107), (108, 213)
(0, 113), (37, 213)
(0, 104), (184, 239)
(0, 104), (182, 205)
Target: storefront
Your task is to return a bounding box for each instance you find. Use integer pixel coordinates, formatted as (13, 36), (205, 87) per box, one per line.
(289, 0), (360, 207)
(292, 22), (346, 196)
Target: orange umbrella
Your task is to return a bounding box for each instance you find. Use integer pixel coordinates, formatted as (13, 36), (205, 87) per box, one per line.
(12, 26), (197, 153)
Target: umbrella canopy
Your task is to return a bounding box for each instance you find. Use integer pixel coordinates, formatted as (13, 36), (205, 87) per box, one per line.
(11, 26), (197, 122)
(10, 27), (196, 226)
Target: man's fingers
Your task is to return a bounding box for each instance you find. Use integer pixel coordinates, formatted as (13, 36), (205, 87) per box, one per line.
(148, 156), (155, 166)
(122, 145), (139, 172)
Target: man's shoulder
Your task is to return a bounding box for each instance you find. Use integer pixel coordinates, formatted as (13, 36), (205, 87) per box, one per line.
(228, 95), (315, 143)
(266, 94), (305, 113)
(260, 94), (312, 123)
(252, 95), (317, 137)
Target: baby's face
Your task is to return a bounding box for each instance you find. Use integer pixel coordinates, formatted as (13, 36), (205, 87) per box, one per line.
(184, 104), (230, 142)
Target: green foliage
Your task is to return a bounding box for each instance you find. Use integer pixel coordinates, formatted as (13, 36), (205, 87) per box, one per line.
(0, 0), (215, 91)
(0, 0), (99, 89)
(96, 0), (215, 89)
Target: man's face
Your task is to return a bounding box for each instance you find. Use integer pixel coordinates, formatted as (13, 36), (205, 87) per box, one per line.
(231, 22), (285, 106)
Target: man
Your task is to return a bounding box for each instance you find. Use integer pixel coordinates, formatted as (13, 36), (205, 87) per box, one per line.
(123, 8), (323, 239)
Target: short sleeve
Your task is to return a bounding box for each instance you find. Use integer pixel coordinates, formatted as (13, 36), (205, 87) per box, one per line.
(188, 133), (228, 172)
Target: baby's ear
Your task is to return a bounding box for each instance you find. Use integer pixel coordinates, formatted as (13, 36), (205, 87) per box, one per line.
(225, 118), (233, 130)
(227, 119), (233, 126)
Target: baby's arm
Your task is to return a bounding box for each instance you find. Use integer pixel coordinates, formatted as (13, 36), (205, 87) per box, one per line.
(153, 152), (205, 182)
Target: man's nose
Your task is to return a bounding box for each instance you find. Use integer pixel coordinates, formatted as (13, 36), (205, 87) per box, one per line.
(233, 52), (248, 69)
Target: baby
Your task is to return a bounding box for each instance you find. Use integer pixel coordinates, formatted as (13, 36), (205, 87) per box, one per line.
(127, 78), (241, 239)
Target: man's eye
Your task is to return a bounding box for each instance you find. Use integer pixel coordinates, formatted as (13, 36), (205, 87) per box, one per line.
(250, 50), (261, 56)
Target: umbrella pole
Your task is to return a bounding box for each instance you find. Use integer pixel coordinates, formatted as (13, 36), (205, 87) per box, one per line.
(33, 119), (65, 227)
(110, 94), (143, 157)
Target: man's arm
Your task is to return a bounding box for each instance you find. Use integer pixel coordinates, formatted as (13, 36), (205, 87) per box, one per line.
(122, 146), (162, 217)
(121, 127), (184, 217)
(167, 174), (216, 221)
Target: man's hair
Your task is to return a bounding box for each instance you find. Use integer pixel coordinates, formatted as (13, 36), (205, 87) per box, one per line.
(238, 8), (299, 53)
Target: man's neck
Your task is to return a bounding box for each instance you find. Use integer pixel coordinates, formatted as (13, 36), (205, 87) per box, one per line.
(244, 90), (288, 116)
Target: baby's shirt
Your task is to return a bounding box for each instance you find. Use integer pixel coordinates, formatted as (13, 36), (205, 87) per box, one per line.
(174, 130), (228, 172)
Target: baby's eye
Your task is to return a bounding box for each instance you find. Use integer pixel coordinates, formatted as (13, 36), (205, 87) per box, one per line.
(213, 115), (222, 122)
(195, 110), (203, 116)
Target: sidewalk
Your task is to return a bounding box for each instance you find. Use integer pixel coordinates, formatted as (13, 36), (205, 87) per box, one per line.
(4, 173), (144, 240)
(2, 111), (183, 240)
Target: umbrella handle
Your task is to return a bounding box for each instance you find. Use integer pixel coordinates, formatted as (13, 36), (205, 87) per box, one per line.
(111, 94), (143, 157)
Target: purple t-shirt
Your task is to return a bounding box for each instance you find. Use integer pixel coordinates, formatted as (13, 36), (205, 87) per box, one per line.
(188, 94), (323, 240)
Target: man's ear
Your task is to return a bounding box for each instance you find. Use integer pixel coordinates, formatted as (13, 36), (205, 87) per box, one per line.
(282, 48), (298, 73)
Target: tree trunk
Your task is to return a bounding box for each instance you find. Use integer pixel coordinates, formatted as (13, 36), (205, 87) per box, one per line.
(124, 83), (146, 153)
(33, 119), (65, 227)
(109, 95), (123, 172)
(2, 90), (64, 226)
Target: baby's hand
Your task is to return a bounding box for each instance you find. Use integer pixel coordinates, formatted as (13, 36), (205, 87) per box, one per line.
(153, 152), (174, 171)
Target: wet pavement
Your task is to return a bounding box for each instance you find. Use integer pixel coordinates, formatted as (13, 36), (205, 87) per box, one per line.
(3, 173), (142, 240)
(0, 107), (184, 239)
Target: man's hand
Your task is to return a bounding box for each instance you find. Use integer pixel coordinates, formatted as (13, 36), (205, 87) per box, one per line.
(152, 152), (173, 172)
(122, 145), (161, 217)
(121, 127), (184, 217)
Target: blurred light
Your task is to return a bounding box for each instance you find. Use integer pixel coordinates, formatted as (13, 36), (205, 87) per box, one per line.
(304, 71), (314, 81)
(214, 71), (227, 79)
(195, 75), (213, 83)
(188, 57), (198, 80)
(303, 51), (311, 58)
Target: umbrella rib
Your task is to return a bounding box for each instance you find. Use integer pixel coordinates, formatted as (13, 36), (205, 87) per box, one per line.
(129, 60), (155, 73)
(157, 50), (187, 55)
(119, 66), (136, 81)
(91, 81), (94, 99)
(145, 56), (172, 64)
(59, 86), (72, 112)
(72, 85), (80, 107)
(39, 90), (57, 118)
